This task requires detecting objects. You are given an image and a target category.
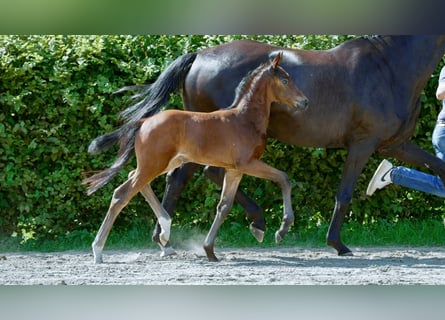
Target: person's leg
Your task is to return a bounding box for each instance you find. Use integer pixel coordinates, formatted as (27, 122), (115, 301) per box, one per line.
(366, 159), (393, 195)
(368, 124), (445, 197)
(367, 159), (445, 197)
(391, 166), (445, 197)
(432, 123), (445, 161)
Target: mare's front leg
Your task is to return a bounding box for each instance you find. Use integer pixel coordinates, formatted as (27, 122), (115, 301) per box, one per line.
(241, 159), (294, 242)
(327, 140), (377, 256)
(203, 170), (243, 262)
(204, 165), (266, 242)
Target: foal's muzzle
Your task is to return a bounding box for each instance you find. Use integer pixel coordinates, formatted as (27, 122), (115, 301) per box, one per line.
(295, 97), (309, 110)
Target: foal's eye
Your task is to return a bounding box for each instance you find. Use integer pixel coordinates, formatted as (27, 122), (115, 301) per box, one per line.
(281, 78), (288, 85)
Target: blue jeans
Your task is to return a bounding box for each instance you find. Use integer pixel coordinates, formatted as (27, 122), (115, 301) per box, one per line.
(390, 124), (445, 197)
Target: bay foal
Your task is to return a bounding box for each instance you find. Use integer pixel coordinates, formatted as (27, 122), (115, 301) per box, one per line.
(83, 52), (308, 262)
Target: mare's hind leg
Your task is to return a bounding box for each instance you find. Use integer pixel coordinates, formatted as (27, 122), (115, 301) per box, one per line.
(203, 169), (243, 262)
(92, 174), (148, 264)
(204, 166), (266, 242)
(241, 159), (294, 243)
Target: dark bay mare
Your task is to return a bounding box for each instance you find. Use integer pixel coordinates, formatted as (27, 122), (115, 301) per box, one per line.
(117, 35), (445, 256)
(83, 53), (309, 262)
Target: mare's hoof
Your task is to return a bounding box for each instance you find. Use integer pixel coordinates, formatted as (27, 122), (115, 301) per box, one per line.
(327, 238), (353, 256)
(207, 255), (219, 262)
(250, 224), (265, 243)
(204, 246), (219, 262)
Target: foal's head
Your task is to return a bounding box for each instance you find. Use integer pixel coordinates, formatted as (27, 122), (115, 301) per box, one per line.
(267, 52), (308, 111)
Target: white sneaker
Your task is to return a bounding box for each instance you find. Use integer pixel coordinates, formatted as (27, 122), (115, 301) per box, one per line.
(366, 159), (394, 196)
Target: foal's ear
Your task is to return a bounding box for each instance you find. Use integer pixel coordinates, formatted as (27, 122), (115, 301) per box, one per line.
(271, 52), (283, 70)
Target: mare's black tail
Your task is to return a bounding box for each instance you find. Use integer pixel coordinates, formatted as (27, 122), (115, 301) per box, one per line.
(117, 52), (198, 123)
(83, 121), (140, 195)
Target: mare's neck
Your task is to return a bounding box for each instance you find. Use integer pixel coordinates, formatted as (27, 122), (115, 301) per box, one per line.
(374, 36), (445, 91)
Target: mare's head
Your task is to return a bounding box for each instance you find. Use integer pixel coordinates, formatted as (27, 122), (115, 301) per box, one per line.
(267, 52), (308, 111)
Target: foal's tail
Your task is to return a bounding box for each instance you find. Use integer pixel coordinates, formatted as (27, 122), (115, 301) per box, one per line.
(83, 52), (197, 195)
(116, 52), (198, 123)
(83, 121), (140, 195)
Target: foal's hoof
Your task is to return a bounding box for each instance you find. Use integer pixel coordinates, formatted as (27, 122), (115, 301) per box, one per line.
(93, 256), (103, 264)
(159, 234), (169, 247)
(250, 224), (265, 243)
(339, 251), (354, 257)
(159, 229), (170, 247)
(159, 246), (176, 257)
(152, 233), (160, 243)
(275, 231), (283, 243)
(92, 244), (103, 264)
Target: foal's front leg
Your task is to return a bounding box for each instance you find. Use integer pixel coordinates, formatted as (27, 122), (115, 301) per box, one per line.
(203, 165), (266, 242)
(203, 169), (243, 262)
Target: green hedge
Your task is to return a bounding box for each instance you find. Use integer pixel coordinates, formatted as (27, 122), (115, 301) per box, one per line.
(1, 35), (444, 243)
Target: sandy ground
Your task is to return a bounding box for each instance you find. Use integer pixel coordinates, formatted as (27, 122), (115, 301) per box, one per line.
(1, 246), (445, 285)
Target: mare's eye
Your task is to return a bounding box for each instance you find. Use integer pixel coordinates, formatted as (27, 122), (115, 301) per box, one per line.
(281, 78), (288, 85)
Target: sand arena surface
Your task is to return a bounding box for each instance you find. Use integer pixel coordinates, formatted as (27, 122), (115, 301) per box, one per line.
(1, 246), (445, 285)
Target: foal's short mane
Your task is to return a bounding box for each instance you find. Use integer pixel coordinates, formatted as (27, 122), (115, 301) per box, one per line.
(228, 61), (271, 109)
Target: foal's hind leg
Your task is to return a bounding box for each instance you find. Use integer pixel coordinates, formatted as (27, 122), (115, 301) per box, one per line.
(129, 170), (172, 251)
(140, 185), (172, 250)
(241, 159), (294, 243)
(203, 169), (243, 262)
(152, 163), (200, 253)
(92, 174), (148, 264)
